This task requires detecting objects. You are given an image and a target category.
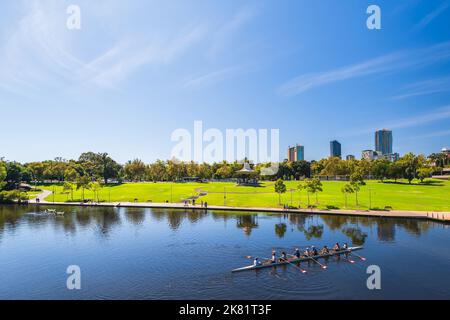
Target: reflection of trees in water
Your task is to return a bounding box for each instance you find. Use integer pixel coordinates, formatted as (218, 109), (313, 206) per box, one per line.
(342, 227), (367, 245)
(303, 225), (324, 240)
(75, 207), (93, 226)
(166, 210), (184, 230)
(236, 215), (258, 236)
(288, 214), (308, 232)
(275, 223), (287, 238)
(124, 208), (146, 226)
(187, 210), (207, 224)
(91, 207), (122, 237)
(321, 215), (350, 231)
(211, 211), (232, 222)
(150, 208), (166, 222)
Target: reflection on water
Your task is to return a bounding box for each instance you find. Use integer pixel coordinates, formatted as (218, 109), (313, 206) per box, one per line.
(0, 205), (438, 243)
(0, 204), (448, 300)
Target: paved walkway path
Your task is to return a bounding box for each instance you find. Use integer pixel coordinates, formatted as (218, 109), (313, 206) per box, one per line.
(29, 189), (53, 204)
(28, 190), (449, 223)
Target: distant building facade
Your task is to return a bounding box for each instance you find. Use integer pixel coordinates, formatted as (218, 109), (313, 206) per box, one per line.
(346, 155), (355, 161)
(375, 129), (393, 155)
(362, 150), (379, 161)
(330, 140), (342, 158)
(288, 145), (304, 161)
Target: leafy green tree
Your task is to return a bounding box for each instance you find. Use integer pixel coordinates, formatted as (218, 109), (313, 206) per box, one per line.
(0, 162), (7, 190)
(62, 182), (75, 201)
(417, 167), (433, 183)
(124, 159), (147, 181)
(341, 183), (354, 208)
(89, 181), (103, 202)
(372, 159), (390, 182)
(274, 178), (287, 205)
(387, 161), (403, 182)
(399, 153), (421, 184)
(350, 169), (366, 208)
(76, 175), (91, 201)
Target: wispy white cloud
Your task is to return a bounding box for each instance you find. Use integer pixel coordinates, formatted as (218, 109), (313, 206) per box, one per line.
(278, 41), (450, 96)
(411, 129), (450, 139)
(384, 105), (450, 130)
(415, 1), (450, 29)
(390, 76), (450, 100)
(182, 65), (252, 89)
(0, 1), (208, 93)
(346, 105), (450, 137)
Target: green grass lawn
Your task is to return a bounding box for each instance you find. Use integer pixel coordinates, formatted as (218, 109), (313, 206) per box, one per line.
(35, 179), (450, 212)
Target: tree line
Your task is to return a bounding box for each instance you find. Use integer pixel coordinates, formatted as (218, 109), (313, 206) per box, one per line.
(0, 149), (446, 203)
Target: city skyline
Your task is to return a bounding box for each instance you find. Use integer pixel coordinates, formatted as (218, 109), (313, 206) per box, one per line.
(0, 1), (450, 163)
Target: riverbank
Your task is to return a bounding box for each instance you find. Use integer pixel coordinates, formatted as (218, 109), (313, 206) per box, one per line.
(34, 179), (450, 213)
(28, 191), (450, 223)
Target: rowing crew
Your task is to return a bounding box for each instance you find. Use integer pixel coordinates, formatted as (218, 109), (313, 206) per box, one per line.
(253, 242), (349, 266)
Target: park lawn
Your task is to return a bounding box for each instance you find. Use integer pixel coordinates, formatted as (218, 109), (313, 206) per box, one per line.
(36, 179), (450, 212)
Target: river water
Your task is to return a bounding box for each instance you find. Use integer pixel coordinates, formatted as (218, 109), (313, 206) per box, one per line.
(0, 205), (449, 299)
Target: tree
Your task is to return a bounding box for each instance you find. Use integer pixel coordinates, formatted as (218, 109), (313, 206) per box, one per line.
(124, 159), (146, 181)
(387, 161), (403, 182)
(341, 183), (354, 208)
(0, 162), (6, 190)
(215, 164), (234, 179)
(274, 178), (287, 205)
(350, 169), (366, 208)
(399, 153), (421, 184)
(5, 162), (25, 188)
(89, 181), (103, 202)
(76, 175), (91, 201)
(62, 182), (75, 201)
(372, 159), (390, 182)
(417, 167), (433, 183)
(78, 152), (121, 183)
(303, 177), (323, 206)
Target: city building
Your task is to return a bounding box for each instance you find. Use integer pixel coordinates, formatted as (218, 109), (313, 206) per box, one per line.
(383, 152), (400, 162)
(288, 145), (304, 161)
(361, 150), (379, 161)
(346, 155), (355, 161)
(375, 129), (393, 155)
(330, 140), (342, 158)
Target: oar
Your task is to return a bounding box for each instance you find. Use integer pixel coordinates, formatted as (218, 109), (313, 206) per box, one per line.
(339, 251), (355, 264)
(308, 255), (328, 269)
(349, 250), (366, 261)
(283, 257), (307, 274)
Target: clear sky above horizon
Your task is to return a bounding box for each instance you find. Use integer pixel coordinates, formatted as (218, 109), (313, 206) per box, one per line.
(1, 0), (450, 164)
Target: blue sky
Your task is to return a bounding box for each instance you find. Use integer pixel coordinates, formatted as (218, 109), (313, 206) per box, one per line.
(0, 0), (449, 163)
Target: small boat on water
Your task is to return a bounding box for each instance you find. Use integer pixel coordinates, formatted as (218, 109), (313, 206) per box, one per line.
(231, 246), (363, 273)
(45, 209), (57, 214)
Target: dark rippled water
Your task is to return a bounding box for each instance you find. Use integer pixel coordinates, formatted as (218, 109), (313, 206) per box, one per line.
(0, 205), (449, 299)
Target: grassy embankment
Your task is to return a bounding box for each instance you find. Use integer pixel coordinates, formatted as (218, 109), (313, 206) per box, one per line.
(32, 179), (450, 212)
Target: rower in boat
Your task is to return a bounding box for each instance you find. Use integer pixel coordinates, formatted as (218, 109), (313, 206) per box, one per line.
(304, 247), (311, 257)
(271, 250), (277, 263)
(279, 251), (288, 262)
(311, 246), (319, 256)
(253, 257), (262, 266)
(333, 242), (341, 251)
(343, 242), (348, 250)
(293, 248), (301, 259)
(321, 245), (330, 254)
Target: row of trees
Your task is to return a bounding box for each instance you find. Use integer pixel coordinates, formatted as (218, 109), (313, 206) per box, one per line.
(0, 153), (311, 188)
(312, 152), (437, 184)
(0, 151), (445, 192)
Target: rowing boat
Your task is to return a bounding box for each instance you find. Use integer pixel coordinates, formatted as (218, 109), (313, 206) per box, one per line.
(231, 246), (363, 272)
